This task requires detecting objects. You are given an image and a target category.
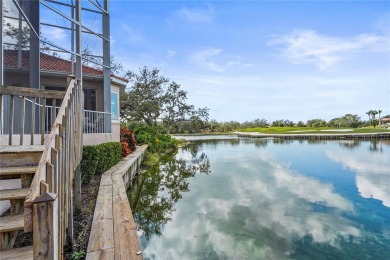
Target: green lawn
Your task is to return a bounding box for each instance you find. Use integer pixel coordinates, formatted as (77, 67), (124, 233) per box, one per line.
(236, 127), (390, 134)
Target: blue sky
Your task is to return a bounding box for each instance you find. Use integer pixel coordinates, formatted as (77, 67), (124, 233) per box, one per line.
(32, 0), (390, 122)
(106, 0), (390, 123)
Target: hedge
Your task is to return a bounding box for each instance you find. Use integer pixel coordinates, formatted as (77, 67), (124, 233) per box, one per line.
(80, 145), (99, 184)
(96, 142), (122, 174)
(80, 142), (122, 183)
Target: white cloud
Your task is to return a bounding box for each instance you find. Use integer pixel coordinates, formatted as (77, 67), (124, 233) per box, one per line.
(42, 27), (68, 41)
(269, 29), (390, 69)
(166, 50), (177, 59)
(120, 23), (144, 43)
(176, 6), (213, 23)
(326, 143), (390, 207)
(190, 48), (241, 72)
(143, 151), (359, 259)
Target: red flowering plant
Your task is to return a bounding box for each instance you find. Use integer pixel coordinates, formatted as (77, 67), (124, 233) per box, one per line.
(120, 127), (137, 157)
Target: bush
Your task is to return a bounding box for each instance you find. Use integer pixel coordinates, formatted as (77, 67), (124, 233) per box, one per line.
(80, 145), (99, 184)
(96, 142), (122, 174)
(120, 128), (137, 156)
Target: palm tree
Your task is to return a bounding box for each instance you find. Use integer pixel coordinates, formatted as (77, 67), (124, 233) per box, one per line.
(366, 111), (372, 126)
(378, 109), (382, 126)
(371, 110), (378, 128)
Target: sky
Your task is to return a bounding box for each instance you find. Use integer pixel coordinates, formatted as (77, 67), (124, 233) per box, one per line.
(107, 0), (390, 123)
(8, 0), (389, 123)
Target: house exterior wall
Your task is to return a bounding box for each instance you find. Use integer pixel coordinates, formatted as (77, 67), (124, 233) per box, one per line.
(2, 70), (124, 145)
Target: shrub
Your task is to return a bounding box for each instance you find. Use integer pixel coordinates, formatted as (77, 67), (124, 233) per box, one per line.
(120, 128), (137, 154)
(121, 141), (131, 157)
(95, 142), (122, 174)
(80, 145), (99, 184)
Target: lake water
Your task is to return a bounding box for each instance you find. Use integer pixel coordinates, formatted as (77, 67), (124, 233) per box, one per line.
(128, 136), (390, 259)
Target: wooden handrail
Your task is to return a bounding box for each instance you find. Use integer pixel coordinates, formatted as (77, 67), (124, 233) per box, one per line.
(0, 86), (66, 145)
(0, 86), (66, 99)
(23, 78), (83, 259)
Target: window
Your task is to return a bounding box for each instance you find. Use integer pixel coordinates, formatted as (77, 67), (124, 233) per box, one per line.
(111, 92), (119, 121)
(83, 89), (96, 111)
(45, 85), (96, 111)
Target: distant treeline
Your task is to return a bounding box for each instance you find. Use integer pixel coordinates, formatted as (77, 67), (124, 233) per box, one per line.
(167, 113), (390, 134)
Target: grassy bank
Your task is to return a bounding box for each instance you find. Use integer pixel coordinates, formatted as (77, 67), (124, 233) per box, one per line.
(236, 127), (390, 134)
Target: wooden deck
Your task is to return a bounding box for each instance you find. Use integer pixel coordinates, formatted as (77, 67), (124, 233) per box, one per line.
(86, 145), (147, 260)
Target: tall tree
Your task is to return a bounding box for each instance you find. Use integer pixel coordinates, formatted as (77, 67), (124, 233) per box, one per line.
(121, 67), (169, 125)
(371, 110), (378, 128)
(378, 109), (382, 126)
(366, 111), (372, 126)
(162, 82), (193, 134)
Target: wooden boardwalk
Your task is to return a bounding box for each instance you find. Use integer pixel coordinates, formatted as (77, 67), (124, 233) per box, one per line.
(86, 145), (147, 260)
(235, 132), (390, 140)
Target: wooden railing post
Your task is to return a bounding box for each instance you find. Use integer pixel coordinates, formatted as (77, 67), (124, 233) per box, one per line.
(74, 165), (82, 215)
(33, 192), (58, 260)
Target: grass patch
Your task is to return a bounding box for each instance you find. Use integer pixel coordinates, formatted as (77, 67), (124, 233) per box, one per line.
(236, 127), (389, 134)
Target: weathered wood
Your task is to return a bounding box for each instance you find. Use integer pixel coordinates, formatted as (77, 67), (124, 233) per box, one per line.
(0, 146), (43, 168)
(41, 98), (46, 145)
(85, 248), (114, 260)
(30, 97), (36, 145)
(33, 193), (58, 260)
(0, 188), (29, 201)
(0, 94), (2, 135)
(0, 214), (24, 233)
(0, 245), (33, 259)
(87, 146), (148, 260)
(0, 166), (37, 176)
(0, 86), (66, 99)
(8, 95), (14, 145)
(74, 165), (82, 214)
(20, 96), (25, 145)
(46, 162), (54, 193)
(87, 184), (114, 253)
(40, 181), (49, 195)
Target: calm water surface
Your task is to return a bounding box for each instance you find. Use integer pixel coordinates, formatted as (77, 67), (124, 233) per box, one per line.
(128, 136), (390, 259)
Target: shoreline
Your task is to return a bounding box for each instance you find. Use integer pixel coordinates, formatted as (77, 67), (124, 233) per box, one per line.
(172, 131), (390, 140)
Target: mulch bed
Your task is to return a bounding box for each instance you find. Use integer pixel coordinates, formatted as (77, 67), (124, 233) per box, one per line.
(64, 174), (101, 259)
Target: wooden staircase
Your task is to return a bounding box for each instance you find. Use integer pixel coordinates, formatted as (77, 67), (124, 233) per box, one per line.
(0, 146), (43, 258)
(0, 78), (83, 259)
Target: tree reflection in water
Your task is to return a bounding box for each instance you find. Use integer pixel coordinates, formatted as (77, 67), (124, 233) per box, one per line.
(128, 145), (210, 239)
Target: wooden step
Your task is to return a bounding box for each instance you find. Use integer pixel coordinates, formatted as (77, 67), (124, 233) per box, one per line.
(0, 246), (33, 260)
(0, 215), (24, 233)
(0, 145), (44, 167)
(0, 188), (29, 201)
(0, 166), (37, 180)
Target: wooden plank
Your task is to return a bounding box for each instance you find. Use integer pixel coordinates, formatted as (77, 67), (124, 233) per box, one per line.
(87, 185), (114, 253)
(113, 189), (142, 260)
(20, 96), (25, 145)
(0, 166), (37, 176)
(0, 188), (29, 201)
(8, 95), (14, 145)
(33, 193), (58, 260)
(41, 98), (46, 145)
(0, 246), (33, 260)
(0, 214), (24, 232)
(0, 86), (66, 99)
(0, 152), (42, 168)
(30, 97), (35, 145)
(40, 181), (49, 195)
(47, 162), (54, 193)
(0, 145), (44, 154)
(0, 94), (2, 135)
(85, 248), (114, 260)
